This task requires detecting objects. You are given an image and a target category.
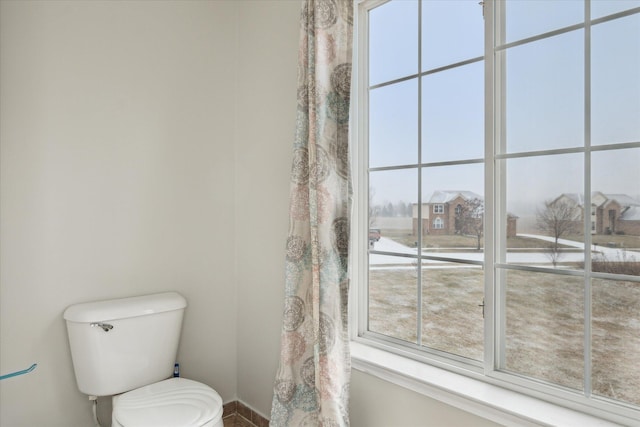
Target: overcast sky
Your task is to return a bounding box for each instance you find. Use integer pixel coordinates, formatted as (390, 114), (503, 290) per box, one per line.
(367, 0), (640, 215)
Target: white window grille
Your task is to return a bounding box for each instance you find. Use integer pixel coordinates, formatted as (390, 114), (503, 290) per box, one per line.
(354, 1), (640, 424)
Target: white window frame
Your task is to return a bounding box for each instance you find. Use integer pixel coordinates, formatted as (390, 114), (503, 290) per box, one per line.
(349, 1), (640, 425)
(433, 204), (444, 214)
(432, 217), (444, 229)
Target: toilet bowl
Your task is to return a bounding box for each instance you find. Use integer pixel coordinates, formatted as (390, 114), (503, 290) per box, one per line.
(63, 292), (224, 427)
(112, 378), (223, 427)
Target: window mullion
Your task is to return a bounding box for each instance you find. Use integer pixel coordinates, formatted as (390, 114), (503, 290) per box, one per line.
(355, 1), (370, 340)
(416, 0), (423, 348)
(483, 0), (496, 376)
(583, 0), (593, 400)
(489, 0), (509, 375)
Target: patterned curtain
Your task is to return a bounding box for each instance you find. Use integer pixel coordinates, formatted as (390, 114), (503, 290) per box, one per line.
(270, 1), (353, 426)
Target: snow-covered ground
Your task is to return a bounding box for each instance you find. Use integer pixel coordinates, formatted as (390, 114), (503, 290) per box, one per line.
(369, 234), (640, 268)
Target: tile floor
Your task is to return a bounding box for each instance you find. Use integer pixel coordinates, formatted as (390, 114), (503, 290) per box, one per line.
(223, 414), (257, 427)
(223, 400), (269, 427)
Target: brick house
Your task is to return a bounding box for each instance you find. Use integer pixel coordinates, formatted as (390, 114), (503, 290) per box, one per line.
(550, 192), (640, 235)
(412, 190), (518, 237)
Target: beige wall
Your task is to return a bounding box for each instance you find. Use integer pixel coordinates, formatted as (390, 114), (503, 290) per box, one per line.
(1, 1), (501, 426)
(0, 1), (238, 425)
(350, 371), (501, 427)
(234, 0), (298, 419)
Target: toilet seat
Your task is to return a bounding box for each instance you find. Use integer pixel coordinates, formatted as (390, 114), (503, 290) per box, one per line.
(112, 378), (223, 427)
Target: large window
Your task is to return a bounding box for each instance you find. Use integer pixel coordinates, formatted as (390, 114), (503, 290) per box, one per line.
(356, 0), (640, 422)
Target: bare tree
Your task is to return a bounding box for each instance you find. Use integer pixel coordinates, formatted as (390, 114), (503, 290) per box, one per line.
(536, 199), (580, 259)
(455, 198), (484, 250)
(545, 243), (562, 268)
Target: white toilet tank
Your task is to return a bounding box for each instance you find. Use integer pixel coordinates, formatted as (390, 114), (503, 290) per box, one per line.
(63, 292), (187, 396)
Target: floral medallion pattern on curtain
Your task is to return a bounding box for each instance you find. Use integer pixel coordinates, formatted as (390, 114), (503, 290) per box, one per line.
(270, 1), (353, 426)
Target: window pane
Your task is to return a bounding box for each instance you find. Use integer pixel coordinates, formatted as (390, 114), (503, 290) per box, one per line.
(591, 0), (640, 19)
(422, 263), (484, 361)
(368, 261), (418, 344)
(422, 164), (484, 204)
(361, 0), (640, 417)
(370, 79), (419, 168)
(369, 169), (419, 345)
(421, 0), (483, 71)
(591, 14), (640, 146)
(592, 278), (640, 406)
(504, 154), (584, 269)
(504, 269), (584, 391)
(369, 0), (418, 86)
(503, 31), (584, 153)
(369, 169), (417, 235)
(422, 61), (484, 163)
(591, 148), (640, 276)
(421, 164), (485, 254)
(503, 0), (583, 44)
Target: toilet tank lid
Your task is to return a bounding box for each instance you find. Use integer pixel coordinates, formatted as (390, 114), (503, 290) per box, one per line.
(63, 292), (187, 323)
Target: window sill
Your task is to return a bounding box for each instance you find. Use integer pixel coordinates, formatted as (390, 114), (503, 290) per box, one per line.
(350, 341), (624, 427)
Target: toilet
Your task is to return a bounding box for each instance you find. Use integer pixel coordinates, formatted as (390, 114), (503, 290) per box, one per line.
(63, 292), (223, 427)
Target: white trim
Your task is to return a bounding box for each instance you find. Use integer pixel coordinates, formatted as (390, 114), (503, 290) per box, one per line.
(352, 0), (369, 340)
(432, 217), (444, 229)
(583, 0), (594, 399)
(483, 0), (497, 377)
(351, 341), (630, 427)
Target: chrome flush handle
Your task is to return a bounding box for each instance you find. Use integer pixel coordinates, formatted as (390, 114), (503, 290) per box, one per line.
(91, 323), (114, 332)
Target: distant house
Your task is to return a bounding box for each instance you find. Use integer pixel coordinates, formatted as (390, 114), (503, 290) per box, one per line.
(552, 192), (640, 235)
(412, 190), (518, 237)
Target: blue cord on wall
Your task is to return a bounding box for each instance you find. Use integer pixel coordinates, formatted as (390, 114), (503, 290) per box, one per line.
(0, 364), (37, 380)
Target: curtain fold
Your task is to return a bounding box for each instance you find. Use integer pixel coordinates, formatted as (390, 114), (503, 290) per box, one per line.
(270, 1), (353, 426)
